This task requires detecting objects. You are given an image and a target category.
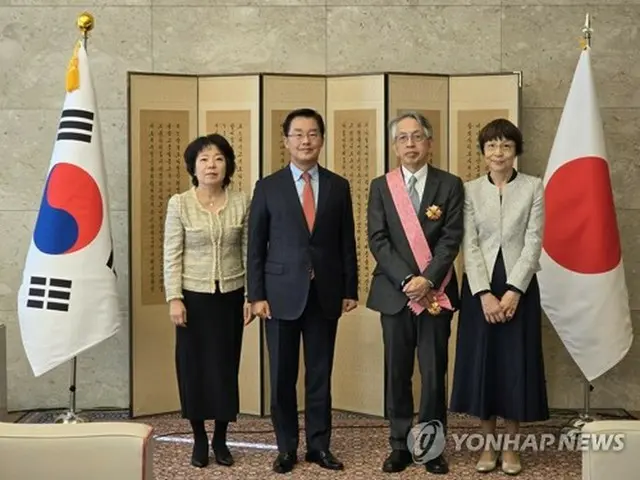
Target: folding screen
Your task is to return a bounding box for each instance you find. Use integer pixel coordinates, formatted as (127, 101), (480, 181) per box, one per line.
(446, 73), (521, 406)
(325, 74), (387, 416)
(128, 74), (198, 418)
(128, 71), (521, 418)
(196, 75), (261, 416)
(128, 73), (326, 418)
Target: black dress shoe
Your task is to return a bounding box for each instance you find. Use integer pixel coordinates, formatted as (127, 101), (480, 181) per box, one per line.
(273, 451), (297, 474)
(305, 450), (344, 470)
(425, 455), (449, 474)
(382, 449), (413, 473)
(212, 443), (234, 466)
(191, 436), (209, 468)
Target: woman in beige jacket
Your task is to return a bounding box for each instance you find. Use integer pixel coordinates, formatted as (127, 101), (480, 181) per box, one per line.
(163, 133), (251, 469)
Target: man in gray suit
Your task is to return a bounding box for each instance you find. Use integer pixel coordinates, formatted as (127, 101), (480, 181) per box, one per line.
(366, 112), (464, 474)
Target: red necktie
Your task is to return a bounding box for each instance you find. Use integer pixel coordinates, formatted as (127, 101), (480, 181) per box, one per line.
(302, 171), (315, 231)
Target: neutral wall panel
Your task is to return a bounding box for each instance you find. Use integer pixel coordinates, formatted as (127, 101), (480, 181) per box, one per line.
(129, 74), (198, 417)
(326, 75), (386, 416)
(447, 73), (521, 402)
(198, 75), (262, 415)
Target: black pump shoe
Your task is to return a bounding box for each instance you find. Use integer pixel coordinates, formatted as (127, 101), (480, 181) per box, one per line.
(213, 443), (234, 466)
(191, 436), (209, 468)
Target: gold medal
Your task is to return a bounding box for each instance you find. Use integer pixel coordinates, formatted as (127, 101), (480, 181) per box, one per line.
(426, 205), (443, 220)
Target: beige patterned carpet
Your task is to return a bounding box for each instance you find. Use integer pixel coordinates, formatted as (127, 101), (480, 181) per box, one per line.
(17, 408), (635, 479)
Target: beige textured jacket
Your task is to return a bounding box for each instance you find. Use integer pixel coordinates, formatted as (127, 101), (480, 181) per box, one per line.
(163, 187), (250, 302)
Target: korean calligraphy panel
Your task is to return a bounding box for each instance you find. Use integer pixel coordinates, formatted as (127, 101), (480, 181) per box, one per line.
(326, 74), (386, 417)
(129, 73), (198, 418)
(333, 109), (378, 304)
(205, 110), (252, 195)
(270, 110), (289, 172)
(139, 109), (191, 307)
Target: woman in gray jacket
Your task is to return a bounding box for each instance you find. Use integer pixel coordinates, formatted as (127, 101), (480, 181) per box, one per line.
(450, 119), (549, 476)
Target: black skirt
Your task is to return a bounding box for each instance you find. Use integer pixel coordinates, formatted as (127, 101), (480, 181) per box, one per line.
(175, 287), (245, 421)
(449, 250), (549, 422)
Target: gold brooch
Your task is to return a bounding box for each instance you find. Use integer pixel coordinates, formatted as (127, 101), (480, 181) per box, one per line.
(425, 205), (443, 220)
(427, 302), (442, 315)
(425, 291), (441, 315)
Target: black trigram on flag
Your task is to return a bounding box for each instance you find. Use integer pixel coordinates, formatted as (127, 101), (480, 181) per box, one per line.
(26, 276), (72, 312)
(107, 247), (117, 278)
(56, 109), (94, 144)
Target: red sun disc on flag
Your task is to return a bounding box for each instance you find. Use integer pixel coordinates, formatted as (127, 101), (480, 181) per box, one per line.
(543, 156), (622, 274)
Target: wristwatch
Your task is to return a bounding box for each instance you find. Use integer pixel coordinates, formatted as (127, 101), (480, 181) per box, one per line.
(400, 274), (414, 289)
(401, 275), (434, 289)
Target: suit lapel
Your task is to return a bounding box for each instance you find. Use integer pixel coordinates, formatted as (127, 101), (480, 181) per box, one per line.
(418, 167), (441, 228)
(313, 166), (332, 236)
(279, 167), (309, 234)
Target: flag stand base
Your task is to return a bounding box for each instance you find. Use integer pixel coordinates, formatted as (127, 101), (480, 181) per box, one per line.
(561, 380), (595, 435)
(54, 357), (88, 424)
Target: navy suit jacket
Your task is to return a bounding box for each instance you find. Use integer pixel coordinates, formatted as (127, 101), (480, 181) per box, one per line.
(247, 164), (358, 320)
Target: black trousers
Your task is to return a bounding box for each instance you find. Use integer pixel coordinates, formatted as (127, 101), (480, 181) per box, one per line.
(381, 306), (451, 451)
(265, 283), (339, 453)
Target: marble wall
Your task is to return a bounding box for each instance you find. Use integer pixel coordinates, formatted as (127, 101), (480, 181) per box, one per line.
(0, 1), (638, 412)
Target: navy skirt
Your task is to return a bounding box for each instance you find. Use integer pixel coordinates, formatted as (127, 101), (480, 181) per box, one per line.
(449, 250), (549, 422)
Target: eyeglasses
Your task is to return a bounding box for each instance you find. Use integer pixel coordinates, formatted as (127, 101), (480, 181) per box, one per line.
(484, 142), (515, 153)
(287, 132), (320, 142)
(395, 132), (427, 144)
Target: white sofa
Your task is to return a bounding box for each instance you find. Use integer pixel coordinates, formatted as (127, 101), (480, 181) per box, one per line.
(0, 421), (155, 480)
(582, 420), (640, 480)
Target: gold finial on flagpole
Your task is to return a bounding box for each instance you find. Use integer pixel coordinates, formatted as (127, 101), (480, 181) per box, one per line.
(581, 13), (592, 50)
(77, 12), (94, 47)
(66, 11), (93, 91)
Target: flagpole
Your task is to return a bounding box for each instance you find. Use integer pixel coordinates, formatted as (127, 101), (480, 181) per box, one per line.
(53, 11), (95, 425)
(560, 13), (596, 435)
(582, 12), (592, 49)
(578, 11), (595, 425)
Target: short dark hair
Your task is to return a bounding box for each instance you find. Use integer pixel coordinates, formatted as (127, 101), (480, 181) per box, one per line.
(282, 108), (325, 138)
(478, 118), (523, 156)
(183, 133), (236, 189)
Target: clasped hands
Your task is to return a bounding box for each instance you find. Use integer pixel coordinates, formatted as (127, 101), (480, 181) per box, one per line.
(402, 275), (433, 303)
(480, 290), (521, 324)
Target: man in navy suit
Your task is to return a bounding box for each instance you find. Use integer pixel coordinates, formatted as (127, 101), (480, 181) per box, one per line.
(247, 108), (359, 474)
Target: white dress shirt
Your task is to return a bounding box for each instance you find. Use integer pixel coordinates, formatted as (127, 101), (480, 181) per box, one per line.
(402, 163), (428, 201)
